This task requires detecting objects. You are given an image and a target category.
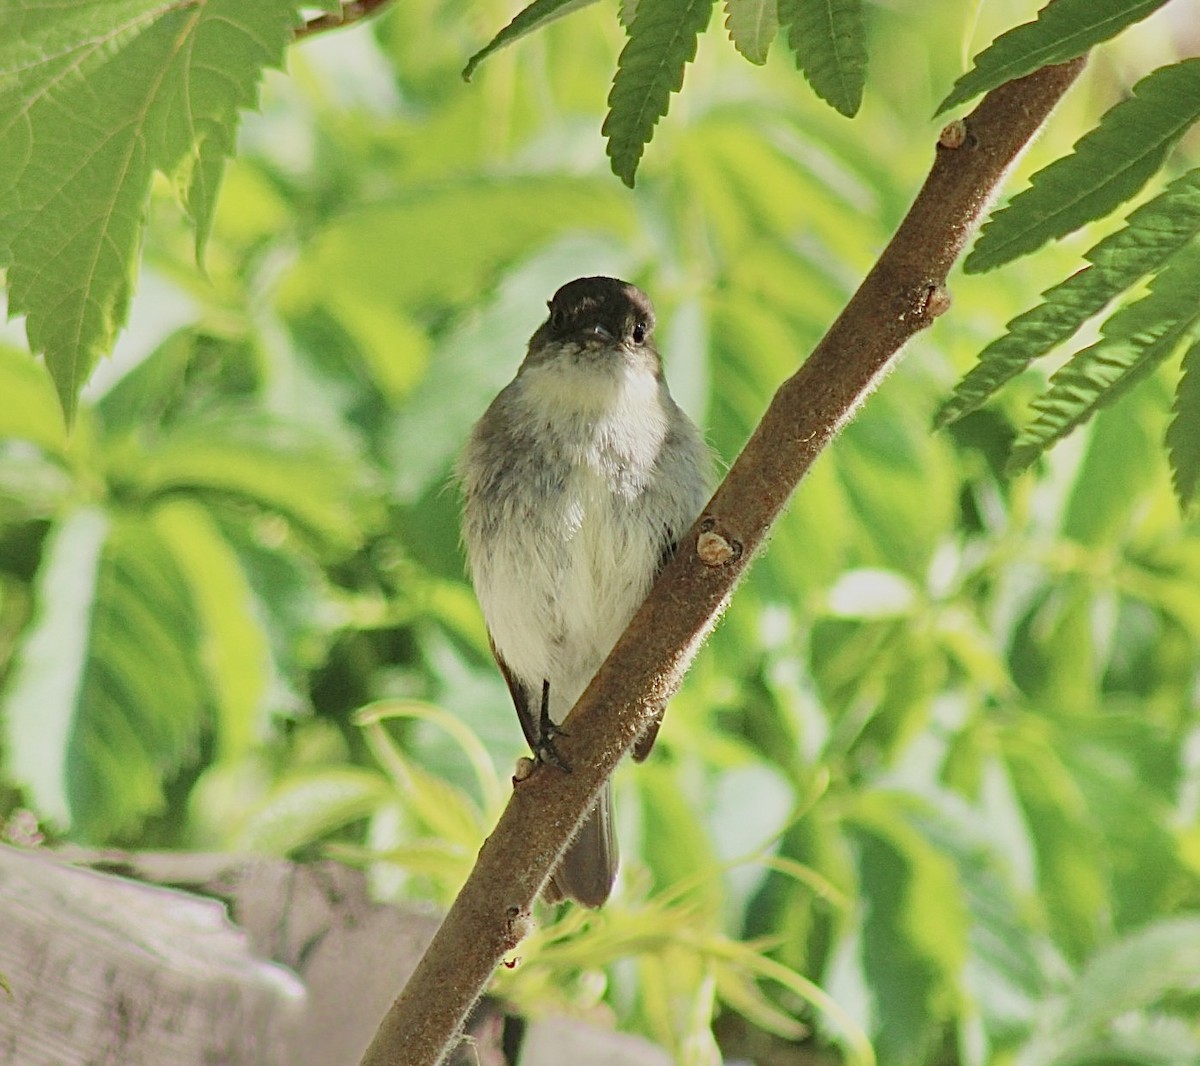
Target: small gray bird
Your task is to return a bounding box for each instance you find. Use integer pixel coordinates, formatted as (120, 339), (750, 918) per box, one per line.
(459, 277), (711, 906)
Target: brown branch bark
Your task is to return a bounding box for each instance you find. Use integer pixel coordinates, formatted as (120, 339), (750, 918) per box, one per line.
(359, 56), (1088, 1066)
(293, 0), (393, 40)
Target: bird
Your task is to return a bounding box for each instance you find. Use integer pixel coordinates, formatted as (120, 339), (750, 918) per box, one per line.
(459, 276), (711, 906)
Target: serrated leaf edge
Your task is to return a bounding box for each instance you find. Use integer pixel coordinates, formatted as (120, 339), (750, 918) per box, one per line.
(603, 0), (715, 186)
(937, 0), (1168, 115)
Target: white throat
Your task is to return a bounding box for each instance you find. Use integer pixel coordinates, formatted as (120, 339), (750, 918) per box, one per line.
(517, 356), (669, 476)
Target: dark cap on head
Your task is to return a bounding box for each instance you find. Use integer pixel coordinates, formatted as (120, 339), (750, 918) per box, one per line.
(541, 276), (656, 349)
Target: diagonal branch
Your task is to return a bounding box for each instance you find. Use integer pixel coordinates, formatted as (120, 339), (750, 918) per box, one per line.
(359, 54), (1088, 1066)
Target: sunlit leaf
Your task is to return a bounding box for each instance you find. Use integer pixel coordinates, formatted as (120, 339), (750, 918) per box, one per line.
(968, 59), (1200, 272)
(0, 0), (301, 421)
(937, 0), (1170, 115)
(1167, 336), (1200, 509)
(938, 168), (1200, 427)
(93, 328), (198, 433)
(2, 509), (210, 838)
(360, 719), (487, 847)
(637, 762), (723, 916)
(846, 793), (970, 1064)
(332, 839), (475, 883)
(1022, 1011), (1200, 1066)
(1, 509), (107, 828)
(356, 699), (505, 817)
(281, 179), (635, 317)
(151, 499), (272, 761)
(0, 344), (67, 453)
(910, 798), (1051, 1035)
(1018, 918), (1200, 1066)
(116, 413), (381, 551)
(463, 0), (601, 80)
(776, 0), (866, 117)
(603, 0), (717, 186)
(1008, 241), (1200, 473)
(1065, 917), (1200, 1022)
(835, 378), (958, 572)
(234, 767), (393, 853)
(709, 939), (875, 1065)
(724, 0), (779, 65)
(713, 961), (808, 1040)
(758, 854), (851, 910)
(1066, 717), (1193, 928)
(1060, 392), (1163, 548)
(1003, 723), (1108, 959)
(213, 520), (333, 703)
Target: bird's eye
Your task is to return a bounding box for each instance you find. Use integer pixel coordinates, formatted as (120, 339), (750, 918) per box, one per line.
(632, 321), (647, 344)
(549, 303), (566, 331)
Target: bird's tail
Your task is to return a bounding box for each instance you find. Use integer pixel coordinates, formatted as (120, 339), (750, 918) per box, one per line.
(545, 780), (617, 908)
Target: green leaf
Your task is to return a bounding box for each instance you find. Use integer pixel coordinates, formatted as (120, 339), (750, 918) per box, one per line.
(1066, 718), (1194, 928)
(114, 414), (381, 552)
(1, 509), (108, 829)
(2, 510), (210, 838)
(909, 799), (1052, 1031)
(1065, 917), (1200, 1032)
(281, 179), (635, 316)
(1029, 1015), (1200, 1066)
(847, 793), (970, 1064)
(0, 0), (300, 423)
(1020, 918), (1200, 1066)
(776, 0), (866, 118)
(1167, 336), (1200, 509)
(93, 328), (197, 433)
(1008, 241), (1200, 474)
(638, 762), (723, 915)
(937, 169), (1200, 427)
(215, 520), (333, 705)
(463, 0), (601, 80)
(0, 343), (68, 452)
(151, 499), (272, 762)
(1003, 724), (1108, 959)
(936, 0), (1171, 115)
(233, 768), (393, 854)
(725, 0), (779, 65)
(835, 378), (958, 572)
(1061, 389), (1162, 548)
(169, 1), (300, 263)
(967, 59), (1200, 273)
(603, 0), (717, 187)
(357, 700), (506, 818)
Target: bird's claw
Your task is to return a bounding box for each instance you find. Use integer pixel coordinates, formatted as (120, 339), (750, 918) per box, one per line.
(536, 719), (571, 772)
(536, 679), (572, 772)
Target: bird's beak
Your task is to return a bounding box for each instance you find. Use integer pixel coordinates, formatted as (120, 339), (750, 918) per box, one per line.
(587, 323), (615, 343)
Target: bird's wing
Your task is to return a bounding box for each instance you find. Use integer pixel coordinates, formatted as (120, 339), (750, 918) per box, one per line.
(490, 636), (540, 752)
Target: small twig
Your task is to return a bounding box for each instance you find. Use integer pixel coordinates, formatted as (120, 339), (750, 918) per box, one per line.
(358, 55), (1088, 1066)
(293, 0), (393, 40)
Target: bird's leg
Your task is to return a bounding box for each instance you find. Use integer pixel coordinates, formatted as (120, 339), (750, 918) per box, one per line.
(535, 679), (571, 772)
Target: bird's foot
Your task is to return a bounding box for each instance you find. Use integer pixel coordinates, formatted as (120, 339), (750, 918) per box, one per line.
(536, 679), (572, 772)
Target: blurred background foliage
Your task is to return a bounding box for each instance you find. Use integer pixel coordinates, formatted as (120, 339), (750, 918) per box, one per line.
(2, 1), (1200, 1063)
